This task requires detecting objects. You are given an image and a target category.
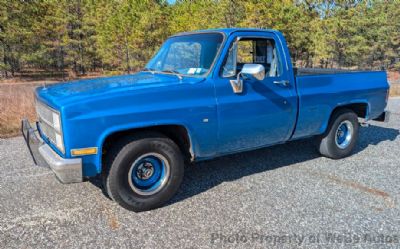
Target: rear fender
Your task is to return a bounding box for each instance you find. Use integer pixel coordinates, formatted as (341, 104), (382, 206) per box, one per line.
(320, 100), (370, 134)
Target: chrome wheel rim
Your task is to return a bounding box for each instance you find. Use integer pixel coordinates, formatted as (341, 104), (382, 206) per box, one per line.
(335, 120), (354, 149)
(128, 153), (170, 196)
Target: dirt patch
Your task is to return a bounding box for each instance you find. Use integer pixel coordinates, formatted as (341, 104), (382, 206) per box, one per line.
(325, 174), (389, 198)
(108, 214), (120, 230)
(305, 169), (395, 209)
(99, 203), (120, 230)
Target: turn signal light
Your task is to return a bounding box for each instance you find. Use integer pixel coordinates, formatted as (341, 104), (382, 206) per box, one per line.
(71, 147), (98, 156)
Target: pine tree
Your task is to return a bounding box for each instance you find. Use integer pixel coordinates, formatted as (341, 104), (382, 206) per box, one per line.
(0, 0), (398, 78)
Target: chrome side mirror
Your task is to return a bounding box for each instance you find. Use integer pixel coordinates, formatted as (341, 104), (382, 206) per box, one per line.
(241, 64), (266, 81)
(230, 64), (265, 94)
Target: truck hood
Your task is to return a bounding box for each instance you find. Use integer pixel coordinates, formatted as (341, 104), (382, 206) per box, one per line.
(36, 72), (204, 108)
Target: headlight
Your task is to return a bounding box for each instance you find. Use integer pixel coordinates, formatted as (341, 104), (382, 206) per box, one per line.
(52, 112), (61, 132)
(36, 101), (65, 154)
(54, 132), (64, 152)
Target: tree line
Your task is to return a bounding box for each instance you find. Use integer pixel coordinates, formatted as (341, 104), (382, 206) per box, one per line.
(0, 0), (399, 78)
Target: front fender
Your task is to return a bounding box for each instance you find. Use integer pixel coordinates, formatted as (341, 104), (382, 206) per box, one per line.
(92, 120), (197, 175)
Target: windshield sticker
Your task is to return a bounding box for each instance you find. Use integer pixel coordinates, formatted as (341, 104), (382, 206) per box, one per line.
(187, 68), (197, 74)
(188, 68), (203, 74)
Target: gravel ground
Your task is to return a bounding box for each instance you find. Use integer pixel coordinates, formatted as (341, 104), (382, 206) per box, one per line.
(0, 99), (399, 249)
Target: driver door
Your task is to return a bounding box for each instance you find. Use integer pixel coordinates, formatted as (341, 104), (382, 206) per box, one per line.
(214, 32), (298, 153)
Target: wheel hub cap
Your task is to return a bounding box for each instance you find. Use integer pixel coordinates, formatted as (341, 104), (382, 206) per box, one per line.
(128, 153), (170, 196)
(335, 120), (354, 149)
(136, 162), (154, 180)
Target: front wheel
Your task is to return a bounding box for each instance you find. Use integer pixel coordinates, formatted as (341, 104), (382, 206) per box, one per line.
(317, 108), (359, 159)
(104, 133), (184, 212)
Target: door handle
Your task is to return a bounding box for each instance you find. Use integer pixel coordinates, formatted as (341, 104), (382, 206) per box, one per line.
(273, 80), (290, 87)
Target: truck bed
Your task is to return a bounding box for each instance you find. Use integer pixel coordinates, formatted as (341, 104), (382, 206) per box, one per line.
(292, 70), (389, 140)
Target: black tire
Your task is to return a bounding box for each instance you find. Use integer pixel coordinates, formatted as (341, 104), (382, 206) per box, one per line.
(104, 132), (184, 212)
(317, 108), (359, 159)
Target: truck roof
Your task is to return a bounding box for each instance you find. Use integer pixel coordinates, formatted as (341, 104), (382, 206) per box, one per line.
(174, 28), (280, 37)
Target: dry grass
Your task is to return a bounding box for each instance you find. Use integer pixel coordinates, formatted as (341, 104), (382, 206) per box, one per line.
(0, 70), (124, 138)
(390, 83), (400, 97)
(0, 84), (36, 138)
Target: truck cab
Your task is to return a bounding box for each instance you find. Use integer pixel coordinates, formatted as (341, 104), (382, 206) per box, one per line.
(22, 28), (390, 211)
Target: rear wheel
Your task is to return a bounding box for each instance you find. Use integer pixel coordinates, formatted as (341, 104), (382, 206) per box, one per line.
(317, 109), (359, 159)
(104, 133), (184, 212)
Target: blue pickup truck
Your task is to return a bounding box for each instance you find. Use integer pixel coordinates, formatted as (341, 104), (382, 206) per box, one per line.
(22, 28), (390, 211)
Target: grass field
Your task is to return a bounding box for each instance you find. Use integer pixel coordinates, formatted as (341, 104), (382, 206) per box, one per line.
(0, 74), (399, 138)
(0, 84), (36, 138)
(390, 82), (400, 96)
(0, 71), (108, 138)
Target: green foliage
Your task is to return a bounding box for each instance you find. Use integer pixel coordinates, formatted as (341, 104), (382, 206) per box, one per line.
(96, 0), (169, 72)
(0, 0), (399, 77)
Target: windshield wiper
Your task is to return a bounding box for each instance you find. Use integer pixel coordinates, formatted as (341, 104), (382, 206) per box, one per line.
(161, 69), (180, 74)
(161, 70), (183, 80)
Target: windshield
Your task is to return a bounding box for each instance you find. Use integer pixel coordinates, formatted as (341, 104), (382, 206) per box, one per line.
(145, 33), (224, 76)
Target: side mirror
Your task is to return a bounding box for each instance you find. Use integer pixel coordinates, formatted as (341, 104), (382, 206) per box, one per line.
(241, 64), (266, 81)
(230, 64), (265, 94)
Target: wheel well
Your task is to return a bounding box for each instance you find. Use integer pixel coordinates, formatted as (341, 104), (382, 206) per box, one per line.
(102, 125), (193, 166)
(331, 103), (368, 119)
(321, 103), (367, 136)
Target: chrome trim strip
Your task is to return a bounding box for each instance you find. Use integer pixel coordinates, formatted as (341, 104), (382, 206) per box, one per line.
(38, 115), (53, 128)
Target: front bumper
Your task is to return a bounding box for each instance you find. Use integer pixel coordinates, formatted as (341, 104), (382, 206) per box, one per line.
(21, 119), (83, 183)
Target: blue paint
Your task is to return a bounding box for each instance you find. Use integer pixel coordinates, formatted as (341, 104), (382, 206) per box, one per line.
(293, 71), (388, 139)
(337, 124), (348, 145)
(130, 156), (164, 191)
(34, 28), (390, 178)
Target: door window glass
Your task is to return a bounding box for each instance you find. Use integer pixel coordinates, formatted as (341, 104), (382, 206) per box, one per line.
(222, 38), (282, 78)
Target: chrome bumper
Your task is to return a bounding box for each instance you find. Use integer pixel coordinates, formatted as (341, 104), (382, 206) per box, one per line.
(21, 119), (83, 183)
